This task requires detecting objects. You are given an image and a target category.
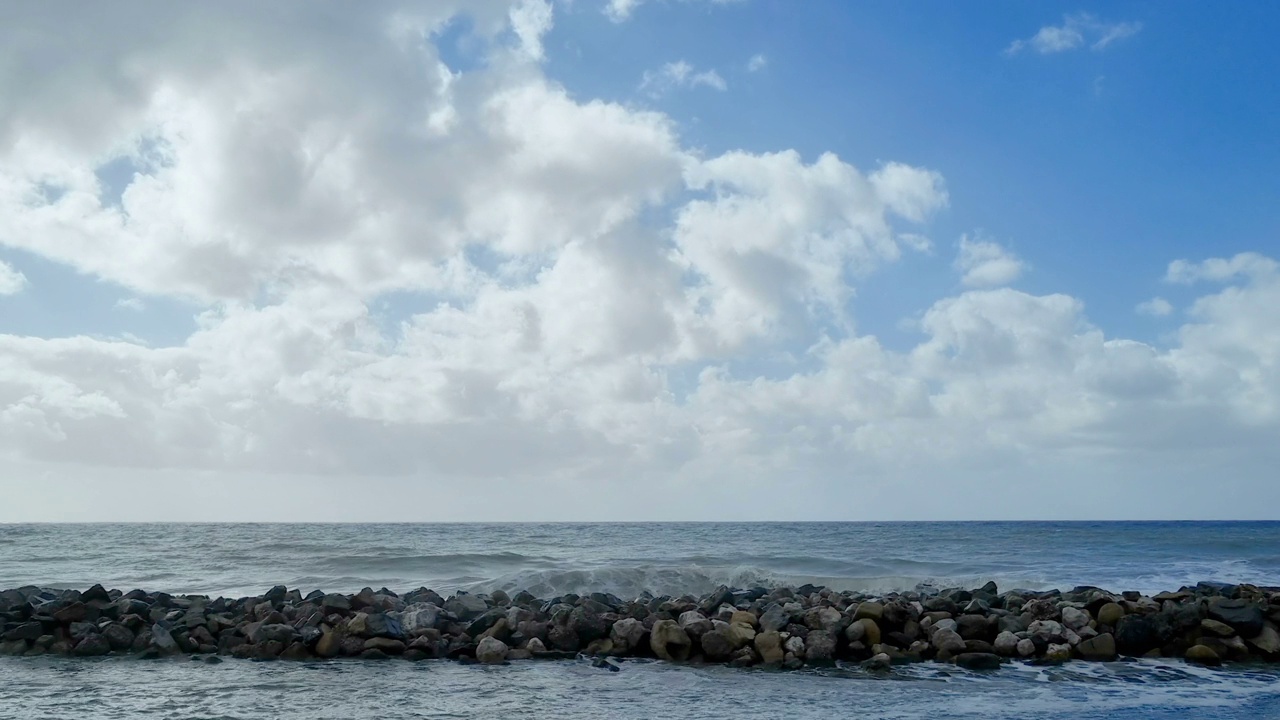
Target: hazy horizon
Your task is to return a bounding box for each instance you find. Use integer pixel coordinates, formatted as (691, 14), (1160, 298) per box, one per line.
(2, 1), (1279, 523)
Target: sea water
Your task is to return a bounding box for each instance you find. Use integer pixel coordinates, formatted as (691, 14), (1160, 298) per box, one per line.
(1, 522), (1278, 719)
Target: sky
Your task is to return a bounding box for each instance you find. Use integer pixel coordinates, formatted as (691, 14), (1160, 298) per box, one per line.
(0, 0), (1278, 522)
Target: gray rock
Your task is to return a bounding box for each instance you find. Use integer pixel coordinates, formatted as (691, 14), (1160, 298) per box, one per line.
(251, 623), (297, 645)
(445, 594), (489, 621)
(1061, 607), (1091, 631)
(1247, 624), (1280, 656)
(476, 636), (509, 664)
(1077, 633), (1117, 661)
(400, 603), (442, 636)
(804, 630), (837, 662)
(102, 624), (135, 651)
(1207, 598), (1264, 638)
(954, 652), (1001, 670)
(993, 631), (1019, 656)
(610, 618), (646, 653)
(932, 627), (967, 656)
(151, 624), (179, 655)
(759, 604), (790, 632)
(72, 634), (110, 657)
(1096, 602), (1125, 627)
(1016, 638), (1037, 657)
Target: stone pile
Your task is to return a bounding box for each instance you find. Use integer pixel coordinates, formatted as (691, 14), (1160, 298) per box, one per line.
(2, 581), (1277, 669)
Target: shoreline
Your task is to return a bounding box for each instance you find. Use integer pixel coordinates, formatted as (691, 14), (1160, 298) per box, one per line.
(2, 581), (1277, 669)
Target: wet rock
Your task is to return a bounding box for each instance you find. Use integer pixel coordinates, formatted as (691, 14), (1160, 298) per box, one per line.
(1185, 644), (1221, 665)
(610, 618), (646, 654)
(547, 623), (580, 652)
(650, 620), (691, 662)
(849, 618), (880, 647)
(699, 628), (735, 661)
(932, 627), (967, 657)
(315, 628), (344, 658)
(1076, 633), (1117, 661)
(993, 631), (1019, 656)
(1247, 624), (1280, 656)
(476, 636), (509, 664)
(401, 603), (442, 636)
(151, 624), (180, 655)
(861, 653), (892, 672)
(72, 634), (110, 657)
(1061, 607), (1091, 631)
(853, 602), (884, 622)
(1207, 598), (1264, 638)
(759, 604), (790, 632)
(956, 614), (991, 641)
(1114, 615), (1160, 656)
(1200, 618), (1235, 637)
(445, 594), (489, 621)
(363, 637), (406, 655)
(804, 630), (837, 662)
(754, 630), (785, 665)
(954, 652), (1001, 670)
(1044, 643), (1071, 664)
(1016, 638), (1036, 657)
(3, 622), (43, 642)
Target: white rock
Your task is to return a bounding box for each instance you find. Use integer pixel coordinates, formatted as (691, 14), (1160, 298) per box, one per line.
(1061, 607), (1091, 631)
(784, 635), (805, 655)
(476, 636), (509, 664)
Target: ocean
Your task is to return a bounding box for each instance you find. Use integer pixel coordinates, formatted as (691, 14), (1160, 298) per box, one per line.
(1, 521), (1278, 719)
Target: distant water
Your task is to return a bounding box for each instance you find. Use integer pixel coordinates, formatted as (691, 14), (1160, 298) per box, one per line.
(2, 521), (1279, 719)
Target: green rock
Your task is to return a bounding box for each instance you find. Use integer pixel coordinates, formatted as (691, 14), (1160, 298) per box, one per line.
(1096, 603), (1125, 627)
(1184, 644), (1221, 665)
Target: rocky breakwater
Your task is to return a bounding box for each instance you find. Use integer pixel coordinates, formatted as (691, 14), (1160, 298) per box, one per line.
(2, 581), (1278, 670)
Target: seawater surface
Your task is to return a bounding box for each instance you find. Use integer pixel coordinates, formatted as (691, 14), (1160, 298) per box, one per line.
(1, 521), (1279, 719)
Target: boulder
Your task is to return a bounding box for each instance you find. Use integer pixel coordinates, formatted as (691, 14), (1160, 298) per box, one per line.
(445, 594), (489, 621)
(315, 629), (344, 658)
(954, 652), (1001, 670)
(1247, 624), (1280, 656)
(678, 610), (713, 639)
(850, 618), (880, 647)
(754, 630), (785, 665)
(1061, 607), (1091, 631)
(102, 624), (135, 651)
(476, 636), (509, 664)
(1207, 598), (1264, 638)
(650, 620), (691, 662)
(956, 614), (991, 640)
(1114, 615), (1160, 656)
(151, 624), (180, 655)
(1200, 618), (1236, 637)
(932, 627), (967, 656)
(1093, 603), (1123, 628)
(853, 602), (884, 622)
(1044, 643), (1071, 664)
(569, 606), (610, 643)
(993, 631), (1019, 656)
(1185, 644), (1221, 665)
(72, 634), (110, 657)
(363, 637), (406, 655)
(804, 630), (837, 662)
(699, 628), (736, 661)
(1016, 638), (1037, 657)
(724, 622), (757, 649)
(1076, 633), (1117, 661)
(759, 604), (790, 632)
(547, 623), (580, 652)
(610, 618), (646, 654)
(861, 653), (892, 672)
(401, 603), (442, 636)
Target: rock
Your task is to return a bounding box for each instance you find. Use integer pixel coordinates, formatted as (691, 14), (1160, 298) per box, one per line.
(151, 624), (180, 655)
(569, 606), (610, 643)
(102, 624), (135, 651)
(1028, 620), (1065, 641)
(759, 604), (790, 632)
(445, 594), (489, 621)
(401, 604), (442, 636)
(1114, 615), (1160, 656)
(1207, 598), (1265, 638)
(1096, 602), (1125, 627)
(1077, 633), (1117, 661)
(724, 622), (757, 649)
(363, 637), (406, 655)
(932, 627), (967, 656)
(1185, 644), (1221, 665)
(476, 636), (509, 664)
(754, 630), (785, 665)
(1016, 638), (1037, 657)
(853, 602), (884, 622)
(525, 637), (548, 654)
(72, 634), (110, 657)
(851, 618), (880, 647)
(0, 640), (29, 656)
(954, 652), (1001, 670)
(251, 623), (298, 645)
(610, 618), (647, 654)
(1200, 618), (1236, 637)
(861, 653), (892, 672)
(53, 602), (87, 624)
(805, 630), (837, 662)
(730, 610), (758, 628)
(547, 623), (580, 652)
(320, 594), (351, 615)
(3, 622), (43, 642)
(1247, 624), (1279, 656)
(678, 610), (713, 639)
(650, 620), (691, 662)
(315, 628), (344, 658)
(280, 642), (311, 661)
(1061, 607), (1091, 631)
(993, 631), (1019, 656)
(956, 614), (990, 640)
(784, 635), (805, 656)
(1044, 643), (1072, 664)
(699, 628), (735, 662)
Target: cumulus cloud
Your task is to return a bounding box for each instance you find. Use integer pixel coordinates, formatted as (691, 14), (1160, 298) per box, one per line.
(0, 260), (26, 295)
(1136, 297), (1173, 317)
(640, 60), (727, 96)
(954, 235), (1025, 287)
(1006, 13), (1142, 56)
(0, 1), (1277, 521)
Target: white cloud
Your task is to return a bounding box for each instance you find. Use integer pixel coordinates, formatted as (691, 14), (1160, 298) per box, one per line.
(115, 297), (146, 312)
(605, 0), (743, 23)
(640, 60), (727, 97)
(954, 235), (1025, 287)
(1136, 297), (1173, 317)
(747, 54), (767, 72)
(0, 260), (26, 295)
(0, 2), (1278, 521)
(1006, 13), (1142, 56)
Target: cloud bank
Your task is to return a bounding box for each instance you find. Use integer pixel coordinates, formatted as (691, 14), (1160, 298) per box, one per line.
(0, 1), (1276, 521)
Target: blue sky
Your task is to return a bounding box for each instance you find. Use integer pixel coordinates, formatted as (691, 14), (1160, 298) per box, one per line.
(0, 1), (1278, 521)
